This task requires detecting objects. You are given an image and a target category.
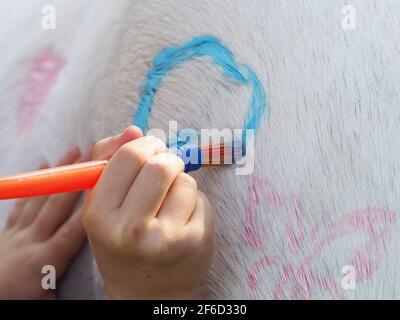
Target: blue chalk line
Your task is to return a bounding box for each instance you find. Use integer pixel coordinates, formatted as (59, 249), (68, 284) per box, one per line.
(133, 35), (267, 143)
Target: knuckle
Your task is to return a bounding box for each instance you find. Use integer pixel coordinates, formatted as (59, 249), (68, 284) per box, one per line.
(147, 155), (178, 180)
(149, 221), (184, 260)
(176, 173), (197, 191)
(117, 143), (147, 165)
(145, 135), (167, 151)
(158, 229), (182, 256)
(123, 222), (147, 244)
(149, 153), (183, 173)
(93, 138), (110, 159)
(115, 136), (167, 167)
(160, 225), (178, 246)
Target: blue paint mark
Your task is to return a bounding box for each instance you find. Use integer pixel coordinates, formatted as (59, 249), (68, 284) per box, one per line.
(133, 35), (267, 143)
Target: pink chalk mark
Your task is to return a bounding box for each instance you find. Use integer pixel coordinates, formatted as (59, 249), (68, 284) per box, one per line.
(245, 206), (267, 250)
(244, 178), (269, 250)
(247, 255), (280, 300)
(244, 176), (396, 299)
(17, 49), (65, 133)
(285, 196), (306, 255)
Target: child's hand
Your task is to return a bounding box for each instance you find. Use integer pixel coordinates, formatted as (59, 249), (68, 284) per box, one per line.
(0, 147), (87, 299)
(83, 126), (215, 300)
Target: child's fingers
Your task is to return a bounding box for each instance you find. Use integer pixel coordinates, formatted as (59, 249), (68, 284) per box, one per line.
(32, 192), (82, 240)
(47, 207), (86, 272)
(56, 146), (81, 166)
(121, 152), (184, 226)
(91, 136), (166, 214)
(5, 199), (28, 229)
(17, 196), (48, 229)
(93, 126), (143, 160)
(7, 163), (49, 229)
(32, 150), (88, 240)
(156, 173), (197, 226)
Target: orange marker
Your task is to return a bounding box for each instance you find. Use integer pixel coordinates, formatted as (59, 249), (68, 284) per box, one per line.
(0, 161), (107, 200)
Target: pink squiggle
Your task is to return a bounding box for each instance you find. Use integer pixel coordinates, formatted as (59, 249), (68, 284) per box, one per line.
(247, 255), (280, 300)
(247, 256), (343, 300)
(244, 176), (396, 299)
(17, 49), (65, 133)
(300, 209), (394, 289)
(244, 176), (306, 253)
(244, 206), (267, 250)
(285, 196), (306, 255)
(302, 208), (394, 281)
(273, 265), (341, 300)
(244, 177), (269, 249)
(247, 256), (342, 300)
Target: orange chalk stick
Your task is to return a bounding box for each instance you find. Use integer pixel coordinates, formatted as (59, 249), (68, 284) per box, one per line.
(0, 160), (108, 200)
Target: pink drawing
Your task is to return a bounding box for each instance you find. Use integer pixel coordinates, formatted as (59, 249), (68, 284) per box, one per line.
(17, 49), (65, 133)
(244, 176), (396, 299)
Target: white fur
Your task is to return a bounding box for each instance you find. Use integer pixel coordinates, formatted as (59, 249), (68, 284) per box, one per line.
(1, 0), (400, 299)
